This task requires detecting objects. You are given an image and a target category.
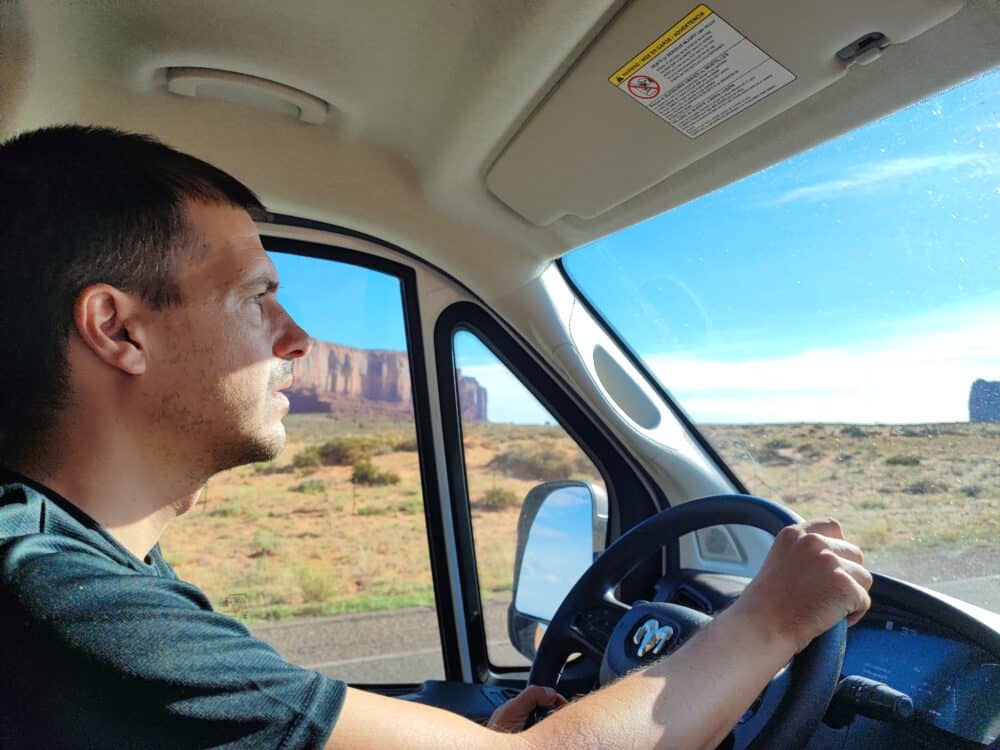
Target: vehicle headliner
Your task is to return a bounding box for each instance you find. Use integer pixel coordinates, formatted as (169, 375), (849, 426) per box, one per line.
(1, 0), (998, 300)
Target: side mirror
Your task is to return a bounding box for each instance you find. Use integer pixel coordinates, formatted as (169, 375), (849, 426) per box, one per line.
(507, 481), (608, 660)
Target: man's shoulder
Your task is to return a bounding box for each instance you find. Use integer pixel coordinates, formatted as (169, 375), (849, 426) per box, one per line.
(0, 481), (194, 617)
(0, 482), (46, 539)
(1, 480), (115, 571)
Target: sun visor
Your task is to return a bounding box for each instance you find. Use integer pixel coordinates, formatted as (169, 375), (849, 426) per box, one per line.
(486, 0), (963, 226)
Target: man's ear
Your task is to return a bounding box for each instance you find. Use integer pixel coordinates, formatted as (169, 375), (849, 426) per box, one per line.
(73, 284), (148, 376)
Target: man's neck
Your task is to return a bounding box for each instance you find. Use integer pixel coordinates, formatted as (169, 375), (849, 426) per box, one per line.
(15, 430), (205, 561)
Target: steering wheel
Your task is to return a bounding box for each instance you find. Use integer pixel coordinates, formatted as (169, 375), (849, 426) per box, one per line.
(528, 494), (846, 749)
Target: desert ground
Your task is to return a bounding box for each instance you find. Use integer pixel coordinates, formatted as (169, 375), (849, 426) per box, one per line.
(160, 416), (998, 623)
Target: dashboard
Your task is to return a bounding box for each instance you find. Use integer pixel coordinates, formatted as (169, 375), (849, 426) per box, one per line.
(403, 571), (999, 745)
(660, 571), (1000, 749)
(842, 607), (999, 746)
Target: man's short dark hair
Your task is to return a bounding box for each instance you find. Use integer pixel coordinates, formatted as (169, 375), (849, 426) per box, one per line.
(0, 124), (267, 464)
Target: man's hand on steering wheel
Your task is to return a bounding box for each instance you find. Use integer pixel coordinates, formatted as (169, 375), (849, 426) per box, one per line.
(729, 517), (873, 655)
(486, 686), (568, 733)
(524, 497), (874, 750)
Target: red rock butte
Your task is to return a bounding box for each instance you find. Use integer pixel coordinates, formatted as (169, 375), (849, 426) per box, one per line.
(289, 339), (487, 422)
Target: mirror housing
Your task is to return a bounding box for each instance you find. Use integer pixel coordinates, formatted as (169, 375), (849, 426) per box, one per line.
(507, 480), (608, 660)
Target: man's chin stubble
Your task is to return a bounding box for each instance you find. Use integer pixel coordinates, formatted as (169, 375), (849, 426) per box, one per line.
(209, 425), (286, 476)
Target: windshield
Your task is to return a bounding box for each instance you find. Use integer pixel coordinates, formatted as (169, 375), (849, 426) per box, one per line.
(563, 70), (999, 612)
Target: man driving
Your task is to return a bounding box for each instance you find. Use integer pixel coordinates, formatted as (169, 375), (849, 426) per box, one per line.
(0, 125), (872, 749)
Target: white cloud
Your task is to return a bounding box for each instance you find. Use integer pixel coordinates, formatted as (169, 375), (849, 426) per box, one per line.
(647, 316), (1000, 423)
(460, 305), (1000, 425)
(768, 153), (991, 206)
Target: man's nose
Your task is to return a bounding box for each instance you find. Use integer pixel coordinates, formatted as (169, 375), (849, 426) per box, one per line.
(274, 309), (313, 360)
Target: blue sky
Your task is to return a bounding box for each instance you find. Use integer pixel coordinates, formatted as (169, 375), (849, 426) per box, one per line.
(270, 69), (999, 425)
(564, 68), (999, 423)
(269, 253), (408, 352)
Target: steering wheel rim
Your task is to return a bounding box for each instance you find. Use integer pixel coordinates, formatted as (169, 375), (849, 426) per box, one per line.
(528, 494), (846, 749)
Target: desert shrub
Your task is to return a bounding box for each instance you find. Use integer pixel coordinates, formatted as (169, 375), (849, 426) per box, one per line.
(319, 436), (384, 465)
(396, 498), (423, 514)
(356, 505), (391, 516)
(962, 485), (983, 498)
(477, 486), (520, 512)
(297, 565), (335, 603)
(392, 435), (419, 452)
(903, 479), (949, 495)
(292, 446), (322, 469)
(250, 529), (280, 557)
(856, 497), (889, 510)
(252, 460), (286, 475)
(756, 448), (794, 466)
(885, 455), (921, 466)
(840, 425), (873, 438)
(795, 443), (823, 461)
(293, 478), (327, 495)
(352, 458), (400, 486)
(855, 518), (892, 548)
(209, 502), (239, 518)
(764, 438), (794, 450)
(488, 442), (591, 481)
(894, 425), (936, 438)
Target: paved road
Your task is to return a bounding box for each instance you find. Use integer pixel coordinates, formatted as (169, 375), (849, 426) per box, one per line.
(252, 573), (998, 684)
(252, 599), (527, 684)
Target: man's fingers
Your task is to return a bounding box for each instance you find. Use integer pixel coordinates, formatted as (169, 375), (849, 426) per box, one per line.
(520, 685), (561, 708)
(819, 536), (864, 565)
(837, 559), (873, 626)
(795, 519), (864, 563)
(802, 517), (845, 540)
(838, 557), (873, 591)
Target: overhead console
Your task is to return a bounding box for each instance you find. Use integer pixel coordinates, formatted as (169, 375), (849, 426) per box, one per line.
(486, 0), (964, 225)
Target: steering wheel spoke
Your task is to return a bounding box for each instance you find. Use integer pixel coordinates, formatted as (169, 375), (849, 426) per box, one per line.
(566, 624), (607, 662)
(570, 601), (628, 655)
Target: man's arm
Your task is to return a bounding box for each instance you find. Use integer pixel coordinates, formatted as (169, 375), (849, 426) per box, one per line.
(326, 519), (871, 750)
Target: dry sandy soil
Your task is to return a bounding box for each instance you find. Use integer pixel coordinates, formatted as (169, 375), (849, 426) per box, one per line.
(160, 417), (998, 622)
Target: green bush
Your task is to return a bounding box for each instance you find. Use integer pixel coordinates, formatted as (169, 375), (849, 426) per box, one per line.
(856, 497), (889, 510)
(885, 454), (921, 466)
(840, 425), (874, 438)
(764, 438), (794, 450)
(297, 566), (335, 603)
(352, 458), (400, 486)
(318, 436), (383, 465)
(487, 442), (592, 481)
(252, 460), (286, 475)
(756, 448), (794, 466)
(477, 486), (520, 512)
(396, 498), (423, 514)
(209, 502), (239, 518)
(903, 479), (949, 495)
(293, 478), (328, 495)
(250, 529), (280, 557)
(292, 446), (322, 469)
(392, 435), (419, 452)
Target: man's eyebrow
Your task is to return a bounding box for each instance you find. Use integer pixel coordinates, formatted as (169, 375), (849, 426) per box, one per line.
(237, 272), (279, 293)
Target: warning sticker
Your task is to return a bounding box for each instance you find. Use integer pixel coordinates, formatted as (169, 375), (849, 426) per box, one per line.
(609, 5), (795, 138)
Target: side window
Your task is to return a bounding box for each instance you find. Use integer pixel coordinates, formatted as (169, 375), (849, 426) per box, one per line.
(453, 330), (606, 667)
(160, 250), (443, 684)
